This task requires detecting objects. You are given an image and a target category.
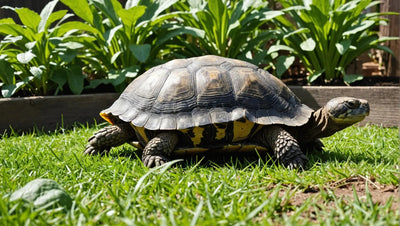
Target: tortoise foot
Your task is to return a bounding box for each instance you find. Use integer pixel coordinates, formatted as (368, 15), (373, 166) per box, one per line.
(142, 154), (170, 168)
(281, 152), (308, 170)
(141, 132), (178, 168)
(84, 123), (135, 155)
(84, 144), (110, 155)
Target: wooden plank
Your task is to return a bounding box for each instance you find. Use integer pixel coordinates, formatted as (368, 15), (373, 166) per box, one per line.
(290, 86), (400, 127)
(0, 93), (119, 133)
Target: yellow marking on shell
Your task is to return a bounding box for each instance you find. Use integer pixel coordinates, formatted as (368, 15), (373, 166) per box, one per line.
(174, 144), (268, 155)
(215, 124), (227, 140)
(232, 118), (260, 142)
(181, 127), (205, 146)
(133, 126), (149, 143)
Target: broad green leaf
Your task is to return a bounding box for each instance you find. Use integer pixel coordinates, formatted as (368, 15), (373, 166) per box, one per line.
(0, 17), (15, 24)
(91, 0), (122, 25)
(0, 23), (26, 37)
(86, 79), (113, 89)
(344, 74), (363, 85)
(59, 42), (84, 50)
(17, 51), (36, 64)
(123, 66), (140, 78)
(14, 8), (41, 32)
(38, 0), (59, 33)
(262, 10), (284, 21)
(56, 21), (102, 37)
(335, 39), (352, 55)
(117, 6), (146, 30)
(60, 0), (94, 25)
(283, 28), (309, 39)
(45, 10), (69, 31)
(2, 83), (23, 98)
(104, 25), (123, 46)
(208, 0), (225, 22)
(0, 75), (32, 97)
(51, 69), (68, 88)
(343, 20), (375, 36)
(0, 57), (15, 84)
(67, 65), (84, 94)
(125, 0), (140, 9)
(110, 51), (122, 64)
(129, 44), (151, 63)
(267, 45), (294, 54)
(108, 70), (127, 86)
(25, 41), (37, 50)
(30, 66), (45, 78)
(308, 69), (325, 83)
(276, 56), (295, 78)
(58, 49), (78, 63)
(1, 35), (23, 44)
(150, 0), (179, 20)
(336, 0), (360, 12)
(376, 45), (396, 57)
(155, 25), (205, 47)
(300, 38), (316, 51)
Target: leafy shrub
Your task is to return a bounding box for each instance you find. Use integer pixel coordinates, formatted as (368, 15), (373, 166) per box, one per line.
(0, 0), (85, 97)
(60, 0), (192, 92)
(173, 0), (284, 65)
(272, 0), (399, 84)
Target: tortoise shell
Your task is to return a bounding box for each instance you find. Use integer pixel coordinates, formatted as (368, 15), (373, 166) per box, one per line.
(101, 55), (313, 149)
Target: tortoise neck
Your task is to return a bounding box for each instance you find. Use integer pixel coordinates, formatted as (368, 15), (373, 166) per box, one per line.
(300, 107), (345, 142)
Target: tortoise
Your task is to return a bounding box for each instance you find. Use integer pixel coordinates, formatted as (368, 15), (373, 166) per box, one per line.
(84, 55), (369, 169)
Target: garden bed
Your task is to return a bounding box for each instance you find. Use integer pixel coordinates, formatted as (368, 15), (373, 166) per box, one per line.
(1, 86), (399, 134)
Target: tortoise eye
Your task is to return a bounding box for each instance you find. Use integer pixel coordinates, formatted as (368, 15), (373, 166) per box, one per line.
(346, 100), (360, 108)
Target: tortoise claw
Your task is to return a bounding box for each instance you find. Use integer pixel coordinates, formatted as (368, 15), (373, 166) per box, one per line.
(283, 153), (308, 170)
(84, 144), (110, 155)
(143, 155), (169, 168)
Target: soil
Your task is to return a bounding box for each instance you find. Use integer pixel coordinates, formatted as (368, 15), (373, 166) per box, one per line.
(274, 176), (399, 221)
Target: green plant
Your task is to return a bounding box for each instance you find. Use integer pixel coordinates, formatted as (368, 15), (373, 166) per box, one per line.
(272, 0), (399, 84)
(173, 0), (283, 65)
(0, 0), (85, 97)
(60, 0), (193, 92)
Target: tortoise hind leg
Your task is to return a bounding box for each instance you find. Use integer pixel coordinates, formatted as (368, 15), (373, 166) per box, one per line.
(142, 132), (178, 168)
(85, 123), (136, 155)
(254, 125), (308, 170)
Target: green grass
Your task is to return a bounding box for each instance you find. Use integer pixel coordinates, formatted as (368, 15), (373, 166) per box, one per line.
(0, 124), (399, 225)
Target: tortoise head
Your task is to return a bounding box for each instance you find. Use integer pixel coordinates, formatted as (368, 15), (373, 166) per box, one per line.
(324, 97), (370, 126)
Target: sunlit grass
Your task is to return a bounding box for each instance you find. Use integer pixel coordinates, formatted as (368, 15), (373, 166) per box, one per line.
(0, 124), (398, 225)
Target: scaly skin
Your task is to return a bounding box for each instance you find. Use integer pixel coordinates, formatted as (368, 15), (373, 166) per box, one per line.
(84, 123), (136, 155)
(142, 132), (179, 168)
(254, 125), (308, 170)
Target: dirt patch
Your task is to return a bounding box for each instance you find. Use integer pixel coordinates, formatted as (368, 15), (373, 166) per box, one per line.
(288, 176), (399, 209)
(328, 176), (399, 208)
(265, 176), (399, 222)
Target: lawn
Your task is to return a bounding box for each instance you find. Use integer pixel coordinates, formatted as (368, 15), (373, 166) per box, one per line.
(0, 124), (399, 225)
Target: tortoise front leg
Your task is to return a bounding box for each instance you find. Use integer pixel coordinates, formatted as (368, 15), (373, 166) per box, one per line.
(85, 123), (136, 155)
(254, 125), (308, 170)
(142, 132), (179, 168)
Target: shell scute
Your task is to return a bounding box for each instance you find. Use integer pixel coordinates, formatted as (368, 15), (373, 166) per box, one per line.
(101, 55), (314, 131)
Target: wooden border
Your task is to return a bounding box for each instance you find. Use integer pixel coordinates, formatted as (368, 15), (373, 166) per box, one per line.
(290, 86), (400, 127)
(0, 93), (119, 133)
(1, 86), (399, 133)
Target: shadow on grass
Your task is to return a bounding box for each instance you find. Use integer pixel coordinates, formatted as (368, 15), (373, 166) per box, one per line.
(111, 144), (393, 170)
